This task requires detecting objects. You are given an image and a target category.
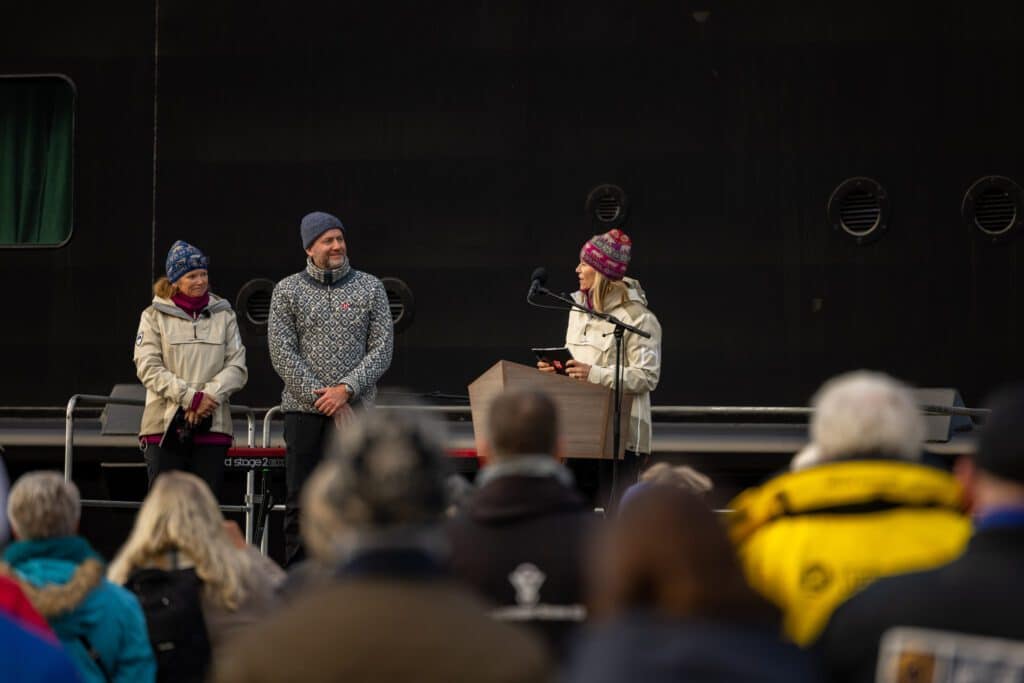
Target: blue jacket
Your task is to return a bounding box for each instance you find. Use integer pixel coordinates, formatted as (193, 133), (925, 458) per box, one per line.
(0, 612), (81, 682)
(564, 612), (821, 683)
(3, 537), (155, 683)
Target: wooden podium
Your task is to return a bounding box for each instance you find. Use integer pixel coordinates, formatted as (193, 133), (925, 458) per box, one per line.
(468, 360), (633, 460)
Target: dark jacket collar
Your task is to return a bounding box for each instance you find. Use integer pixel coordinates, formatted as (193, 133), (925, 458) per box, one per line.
(336, 547), (445, 580)
(467, 474), (587, 523)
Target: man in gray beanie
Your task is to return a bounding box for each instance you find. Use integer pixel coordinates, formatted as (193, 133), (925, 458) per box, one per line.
(269, 210), (394, 566)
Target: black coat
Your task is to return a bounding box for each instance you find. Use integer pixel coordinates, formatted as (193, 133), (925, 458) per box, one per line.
(565, 613), (821, 683)
(446, 473), (594, 659)
(816, 525), (1024, 683)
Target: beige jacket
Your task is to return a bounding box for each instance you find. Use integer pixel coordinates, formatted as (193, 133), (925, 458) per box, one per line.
(565, 278), (662, 453)
(133, 294), (248, 437)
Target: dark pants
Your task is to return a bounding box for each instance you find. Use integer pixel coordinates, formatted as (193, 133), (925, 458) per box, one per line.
(567, 450), (648, 511)
(143, 442), (227, 499)
(283, 412), (335, 567)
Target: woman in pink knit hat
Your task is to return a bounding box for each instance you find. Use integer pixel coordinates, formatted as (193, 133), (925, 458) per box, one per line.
(537, 229), (663, 494)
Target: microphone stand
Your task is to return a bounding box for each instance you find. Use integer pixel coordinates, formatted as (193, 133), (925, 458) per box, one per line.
(528, 286), (651, 510)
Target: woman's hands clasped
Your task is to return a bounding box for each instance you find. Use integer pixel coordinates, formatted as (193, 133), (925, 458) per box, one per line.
(186, 394), (220, 424)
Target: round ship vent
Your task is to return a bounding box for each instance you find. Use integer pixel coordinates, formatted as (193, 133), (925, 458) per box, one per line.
(827, 177), (890, 244)
(962, 176), (1023, 243)
(586, 184), (628, 229)
(381, 277), (415, 334)
(235, 278), (276, 327)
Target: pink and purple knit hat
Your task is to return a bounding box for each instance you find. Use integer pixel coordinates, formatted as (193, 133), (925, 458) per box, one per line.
(580, 229), (632, 281)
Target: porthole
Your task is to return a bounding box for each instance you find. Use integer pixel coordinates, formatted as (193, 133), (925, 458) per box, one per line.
(585, 184), (628, 229)
(962, 176), (1023, 243)
(827, 177), (890, 244)
(235, 278), (276, 327)
(381, 277), (415, 334)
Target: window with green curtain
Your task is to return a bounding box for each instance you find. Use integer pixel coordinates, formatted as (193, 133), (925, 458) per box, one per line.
(0, 76), (74, 247)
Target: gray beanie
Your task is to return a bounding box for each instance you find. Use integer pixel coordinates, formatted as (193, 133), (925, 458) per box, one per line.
(301, 211), (345, 249)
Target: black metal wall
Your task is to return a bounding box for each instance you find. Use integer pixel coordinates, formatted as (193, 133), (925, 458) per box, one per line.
(2, 1), (1023, 408)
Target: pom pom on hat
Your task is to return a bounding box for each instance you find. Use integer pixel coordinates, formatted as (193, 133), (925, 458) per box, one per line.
(580, 229), (632, 281)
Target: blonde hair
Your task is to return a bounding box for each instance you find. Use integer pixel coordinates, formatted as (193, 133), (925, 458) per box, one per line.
(153, 276), (177, 299)
(7, 471), (80, 539)
(589, 270), (629, 313)
(108, 472), (253, 611)
(639, 463), (713, 496)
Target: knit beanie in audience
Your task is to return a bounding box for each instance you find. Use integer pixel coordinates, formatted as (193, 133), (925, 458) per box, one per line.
(580, 228), (632, 281)
(976, 384), (1024, 484)
(325, 410), (448, 530)
(165, 240), (209, 284)
(301, 211), (345, 249)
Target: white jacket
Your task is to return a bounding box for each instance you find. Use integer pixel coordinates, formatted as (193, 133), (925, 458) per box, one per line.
(564, 278), (662, 454)
(133, 294), (248, 437)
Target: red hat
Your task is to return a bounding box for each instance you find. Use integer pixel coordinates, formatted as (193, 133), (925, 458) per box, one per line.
(580, 229), (632, 281)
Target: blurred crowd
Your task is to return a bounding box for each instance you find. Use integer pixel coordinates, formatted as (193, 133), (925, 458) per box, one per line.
(3, 370), (1024, 682)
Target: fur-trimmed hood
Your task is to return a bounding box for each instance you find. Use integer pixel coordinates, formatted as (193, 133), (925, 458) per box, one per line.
(0, 558), (103, 619)
(2, 536), (157, 682)
(2, 537), (110, 639)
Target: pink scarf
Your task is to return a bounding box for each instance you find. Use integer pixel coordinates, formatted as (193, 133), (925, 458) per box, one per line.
(171, 291), (210, 319)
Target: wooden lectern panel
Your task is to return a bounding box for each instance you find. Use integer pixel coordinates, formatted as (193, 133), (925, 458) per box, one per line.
(468, 360), (633, 460)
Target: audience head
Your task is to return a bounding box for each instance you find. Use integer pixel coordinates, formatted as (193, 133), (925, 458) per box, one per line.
(304, 408), (450, 561)
(956, 384), (1024, 512)
(589, 485), (777, 624)
(7, 471), (80, 540)
(620, 463), (713, 509)
(483, 390), (562, 462)
(108, 471), (252, 610)
(804, 370), (924, 467)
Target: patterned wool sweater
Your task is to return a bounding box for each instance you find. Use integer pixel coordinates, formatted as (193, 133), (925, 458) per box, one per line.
(269, 258), (394, 413)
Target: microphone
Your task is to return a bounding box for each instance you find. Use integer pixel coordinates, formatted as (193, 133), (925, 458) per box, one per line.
(528, 267), (547, 299)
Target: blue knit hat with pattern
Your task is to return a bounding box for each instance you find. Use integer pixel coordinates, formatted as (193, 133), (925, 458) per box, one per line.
(165, 240), (209, 283)
(301, 211), (345, 249)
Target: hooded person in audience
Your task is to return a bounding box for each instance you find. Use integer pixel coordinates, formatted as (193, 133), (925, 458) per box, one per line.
(565, 485), (820, 683)
(0, 457), (54, 638)
(817, 384), (1024, 683)
(212, 408), (552, 683)
(0, 471), (155, 683)
(727, 371), (971, 646)
(447, 389), (593, 660)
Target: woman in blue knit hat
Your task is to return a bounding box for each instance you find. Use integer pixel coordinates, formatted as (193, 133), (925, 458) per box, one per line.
(132, 240), (248, 497)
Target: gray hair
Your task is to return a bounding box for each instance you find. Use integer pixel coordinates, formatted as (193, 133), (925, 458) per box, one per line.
(7, 471), (81, 539)
(326, 408), (449, 528)
(809, 370), (925, 464)
(639, 463), (713, 495)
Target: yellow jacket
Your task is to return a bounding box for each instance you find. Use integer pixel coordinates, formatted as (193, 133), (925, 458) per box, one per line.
(727, 459), (971, 646)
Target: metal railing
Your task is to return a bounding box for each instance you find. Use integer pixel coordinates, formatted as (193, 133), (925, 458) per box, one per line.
(256, 404), (987, 418)
(51, 394), (991, 556)
(63, 394), (259, 541)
